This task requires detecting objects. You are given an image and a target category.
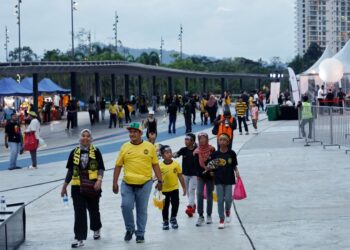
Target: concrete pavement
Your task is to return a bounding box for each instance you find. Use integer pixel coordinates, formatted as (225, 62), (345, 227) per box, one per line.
(1, 110), (349, 250)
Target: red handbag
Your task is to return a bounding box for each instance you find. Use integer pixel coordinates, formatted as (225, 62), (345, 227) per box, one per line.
(24, 131), (38, 151)
(233, 177), (247, 200)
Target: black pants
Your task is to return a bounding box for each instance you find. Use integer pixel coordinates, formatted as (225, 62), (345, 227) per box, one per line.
(185, 115), (192, 133)
(71, 186), (102, 241)
(162, 189), (179, 221)
(200, 112), (208, 125)
(125, 112), (131, 123)
(67, 115), (74, 129)
(192, 110), (196, 123)
(109, 114), (117, 128)
(238, 116), (248, 133)
(88, 110), (95, 125)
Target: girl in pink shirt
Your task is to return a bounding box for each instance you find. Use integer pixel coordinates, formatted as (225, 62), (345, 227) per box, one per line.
(251, 102), (259, 133)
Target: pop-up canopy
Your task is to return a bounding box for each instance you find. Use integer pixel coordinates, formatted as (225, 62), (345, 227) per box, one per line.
(21, 77), (70, 94)
(0, 77), (33, 96)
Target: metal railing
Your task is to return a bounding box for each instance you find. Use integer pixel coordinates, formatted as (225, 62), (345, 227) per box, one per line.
(293, 105), (350, 153)
(0, 203), (26, 250)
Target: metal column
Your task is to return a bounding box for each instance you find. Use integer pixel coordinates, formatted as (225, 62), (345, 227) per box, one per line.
(185, 77), (189, 93)
(111, 74), (116, 101)
(138, 75), (142, 98)
(152, 76), (157, 96)
(124, 74), (130, 100)
(32, 73), (39, 113)
(94, 72), (100, 122)
(202, 78), (207, 93)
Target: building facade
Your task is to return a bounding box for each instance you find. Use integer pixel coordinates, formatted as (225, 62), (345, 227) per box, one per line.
(296, 0), (350, 55)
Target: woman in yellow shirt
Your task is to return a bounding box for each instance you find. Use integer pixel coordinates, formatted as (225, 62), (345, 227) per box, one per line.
(159, 145), (186, 230)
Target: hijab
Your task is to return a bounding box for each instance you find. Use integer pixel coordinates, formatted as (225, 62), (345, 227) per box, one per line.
(206, 95), (217, 108)
(193, 133), (214, 168)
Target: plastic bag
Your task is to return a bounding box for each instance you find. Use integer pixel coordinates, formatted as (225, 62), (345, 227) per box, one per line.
(24, 131), (38, 151)
(233, 177), (247, 200)
(203, 184), (217, 202)
(153, 190), (165, 210)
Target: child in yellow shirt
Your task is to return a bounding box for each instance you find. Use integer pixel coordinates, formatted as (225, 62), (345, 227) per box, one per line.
(117, 105), (124, 128)
(159, 145), (186, 230)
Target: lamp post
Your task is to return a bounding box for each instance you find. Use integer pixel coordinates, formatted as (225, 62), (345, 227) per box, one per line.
(178, 24), (183, 60)
(269, 73), (284, 82)
(160, 37), (164, 64)
(4, 26), (9, 62)
(87, 31), (92, 55)
(70, 0), (78, 60)
(15, 0), (22, 62)
(113, 11), (119, 52)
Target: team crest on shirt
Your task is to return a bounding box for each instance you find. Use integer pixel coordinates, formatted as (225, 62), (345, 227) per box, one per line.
(144, 149), (149, 155)
(173, 168), (178, 174)
(227, 158), (232, 164)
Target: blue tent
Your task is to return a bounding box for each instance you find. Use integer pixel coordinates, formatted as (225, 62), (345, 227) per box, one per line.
(20, 77), (70, 94)
(0, 77), (33, 96)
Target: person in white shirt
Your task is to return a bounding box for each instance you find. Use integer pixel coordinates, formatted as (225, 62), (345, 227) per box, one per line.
(317, 85), (326, 106)
(26, 111), (41, 169)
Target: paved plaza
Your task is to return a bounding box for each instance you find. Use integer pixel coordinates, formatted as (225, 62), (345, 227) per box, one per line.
(1, 110), (350, 250)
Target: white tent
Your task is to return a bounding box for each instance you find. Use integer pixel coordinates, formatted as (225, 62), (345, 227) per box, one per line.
(333, 39), (350, 74)
(300, 45), (335, 75)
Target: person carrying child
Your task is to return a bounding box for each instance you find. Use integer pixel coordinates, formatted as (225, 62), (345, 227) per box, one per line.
(206, 133), (240, 229)
(159, 145), (186, 230)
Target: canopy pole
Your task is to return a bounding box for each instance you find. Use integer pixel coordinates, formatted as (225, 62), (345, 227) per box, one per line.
(33, 73), (39, 113)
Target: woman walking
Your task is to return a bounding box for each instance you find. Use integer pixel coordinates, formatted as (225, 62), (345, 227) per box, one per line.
(61, 129), (105, 248)
(26, 111), (41, 169)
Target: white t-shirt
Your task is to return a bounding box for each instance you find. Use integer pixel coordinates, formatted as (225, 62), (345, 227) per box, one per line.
(26, 118), (41, 139)
(317, 89), (325, 99)
(54, 95), (60, 106)
(253, 93), (259, 102)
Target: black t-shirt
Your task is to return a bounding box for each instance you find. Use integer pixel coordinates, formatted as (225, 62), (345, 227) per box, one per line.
(168, 103), (178, 117)
(5, 121), (21, 143)
(177, 146), (197, 176)
(207, 150), (238, 185)
(100, 101), (106, 110)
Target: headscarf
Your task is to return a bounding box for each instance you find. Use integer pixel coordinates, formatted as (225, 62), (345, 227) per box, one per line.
(79, 129), (92, 150)
(193, 132), (214, 168)
(206, 95), (217, 108)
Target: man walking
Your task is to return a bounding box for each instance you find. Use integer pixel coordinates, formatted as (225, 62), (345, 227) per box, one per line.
(167, 99), (178, 134)
(108, 100), (118, 128)
(184, 98), (192, 133)
(4, 113), (23, 170)
(235, 97), (249, 135)
(113, 122), (163, 243)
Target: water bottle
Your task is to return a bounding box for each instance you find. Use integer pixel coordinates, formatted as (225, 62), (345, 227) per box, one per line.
(63, 194), (69, 207)
(0, 196), (6, 212)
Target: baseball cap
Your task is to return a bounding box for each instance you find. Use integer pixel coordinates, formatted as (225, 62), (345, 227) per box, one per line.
(126, 122), (143, 132)
(149, 110), (155, 115)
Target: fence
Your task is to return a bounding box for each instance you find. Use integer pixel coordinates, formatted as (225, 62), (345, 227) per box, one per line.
(0, 203), (26, 250)
(293, 105), (350, 154)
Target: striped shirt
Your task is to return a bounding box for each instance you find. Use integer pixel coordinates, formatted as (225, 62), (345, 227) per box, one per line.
(235, 102), (247, 117)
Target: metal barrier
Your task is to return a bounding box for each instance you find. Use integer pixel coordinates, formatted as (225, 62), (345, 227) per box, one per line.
(294, 104), (350, 153)
(0, 203), (26, 250)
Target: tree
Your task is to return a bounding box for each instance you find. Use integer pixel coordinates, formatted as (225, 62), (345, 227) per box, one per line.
(149, 51), (160, 65)
(9, 46), (37, 62)
(42, 49), (70, 61)
(137, 52), (150, 64)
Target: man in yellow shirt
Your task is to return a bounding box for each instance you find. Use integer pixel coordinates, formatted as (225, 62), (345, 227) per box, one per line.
(108, 100), (118, 128)
(113, 122), (163, 243)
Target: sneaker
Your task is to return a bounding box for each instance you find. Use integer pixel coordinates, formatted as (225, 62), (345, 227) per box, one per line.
(136, 235), (145, 243)
(185, 206), (193, 217)
(28, 165), (37, 169)
(206, 215), (213, 224)
(218, 219), (225, 229)
(163, 221), (170, 230)
(245, 132), (249, 135)
(170, 217), (178, 229)
(93, 229), (101, 240)
(225, 210), (231, 223)
(124, 230), (134, 241)
(71, 240), (84, 248)
(239, 132), (243, 135)
(196, 216), (205, 227)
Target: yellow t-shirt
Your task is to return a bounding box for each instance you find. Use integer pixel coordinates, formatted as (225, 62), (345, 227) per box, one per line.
(115, 141), (158, 185)
(109, 104), (118, 114)
(117, 105), (124, 118)
(225, 96), (231, 106)
(200, 99), (207, 112)
(160, 160), (182, 192)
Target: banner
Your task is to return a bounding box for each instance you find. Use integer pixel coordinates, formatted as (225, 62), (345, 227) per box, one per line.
(288, 67), (300, 104)
(270, 81), (280, 105)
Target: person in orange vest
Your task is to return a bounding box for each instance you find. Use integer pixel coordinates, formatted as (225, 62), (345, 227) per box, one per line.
(213, 110), (237, 150)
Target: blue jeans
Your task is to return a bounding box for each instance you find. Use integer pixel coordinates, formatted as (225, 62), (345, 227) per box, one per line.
(9, 142), (20, 168)
(168, 115), (176, 133)
(215, 184), (233, 220)
(197, 177), (214, 216)
(121, 180), (153, 237)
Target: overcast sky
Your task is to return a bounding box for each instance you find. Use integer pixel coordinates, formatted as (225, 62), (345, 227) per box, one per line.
(0, 0), (295, 63)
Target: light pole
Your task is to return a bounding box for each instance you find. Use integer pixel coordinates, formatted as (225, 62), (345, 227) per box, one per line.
(113, 11), (119, 52)
(71, 0), (78, 60)
(160, 37), (164, 64)
(15, 0), (22, 62)
(4, 26), (9, 62)
(178, 24), (183, 60)
(87, 31), (92, 55)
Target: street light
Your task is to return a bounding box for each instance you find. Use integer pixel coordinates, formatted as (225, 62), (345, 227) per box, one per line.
(113, 11), (119, 52)
(269, 73), (284, 81)
(160, 37), (164, 64)
(4, 26), (10, 62)
(178, 24), (183, 60)
(14, 0), (22, 62)
(70, 0), (78, 60)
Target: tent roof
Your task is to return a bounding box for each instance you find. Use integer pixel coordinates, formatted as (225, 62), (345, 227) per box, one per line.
(0, 77), (33, 96)
(332, 39), (350, 73)
(20, 77), (70, 94)
(300, 45), (335, 75)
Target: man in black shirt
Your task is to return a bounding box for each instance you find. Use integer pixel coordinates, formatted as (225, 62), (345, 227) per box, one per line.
(4, 113), (23, 170)
(173, 133), (197, 217)
(167, 100), (178, 134)
(337, 88), (346, 114)
(183, 99), (192, 133)
(66, 100), (76, 130)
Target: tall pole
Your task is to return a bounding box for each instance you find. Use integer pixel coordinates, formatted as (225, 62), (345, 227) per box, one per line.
(160, 37), (164, 64)
(113, 11), (119, 52)
(87, 31), (92, 55)
(178, 24), (183, 60)
(4, 26), (9, 62)
(71, 0), (77, 60)
(15, 0), (22, 62)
